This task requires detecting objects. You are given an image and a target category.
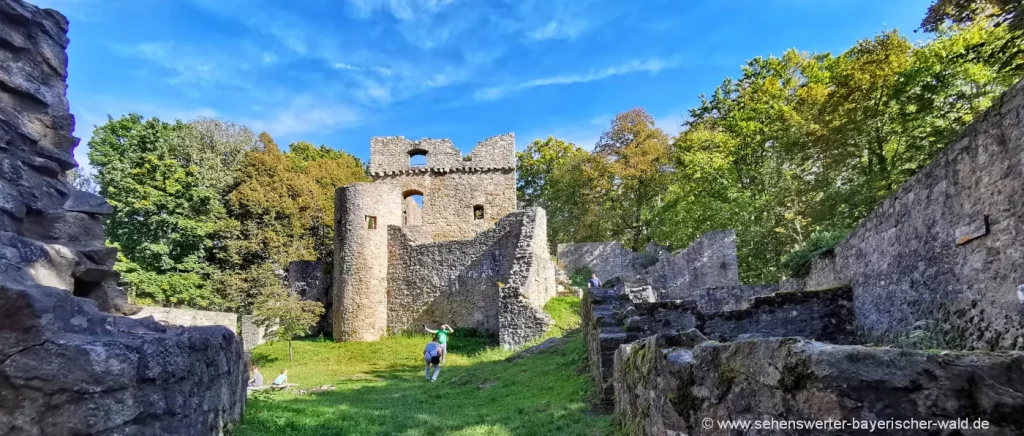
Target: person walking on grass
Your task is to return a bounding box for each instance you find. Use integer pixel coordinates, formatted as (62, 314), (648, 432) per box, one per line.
(424, 323), (454, 364)
(423, 337), (444, 382)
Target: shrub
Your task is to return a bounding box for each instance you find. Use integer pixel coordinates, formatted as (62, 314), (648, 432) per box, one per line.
(569, 266), (593, 289)
(781, 229), (849, 278)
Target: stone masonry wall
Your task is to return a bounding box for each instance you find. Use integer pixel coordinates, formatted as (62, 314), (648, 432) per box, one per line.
(288, 260), (330, 335)
(369, 133), (515, 173)
(0, 2), (246, 433)
(497, 208), (555, 348)
(386, 212), (521, 334)
(333, 182), (402, 342)
(1, 285), (248, 436)
(805, 79), (1024, 350)
(129, 306), (238, 333)
(614, 335), (1024, 436)
(557, 230), (741, 298)
(386, 207), (555, 348)
(373, 169), (516, 242)
(645, 229), (740, 294)
(556, 241), (645, 282)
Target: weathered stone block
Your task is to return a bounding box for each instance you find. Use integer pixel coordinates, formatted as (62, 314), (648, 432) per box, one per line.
(614, 336), (1024, 436)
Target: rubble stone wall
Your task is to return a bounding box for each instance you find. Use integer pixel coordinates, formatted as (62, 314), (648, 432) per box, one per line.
(557, 241), (645, 282)
(805, 79), (1024, 350)
(645, 230), (740, 294)
(0, 2), (247, 433)
(129, 306), (237, 333)
(386, 208), (555, 348)
(557, 230), (741, 298)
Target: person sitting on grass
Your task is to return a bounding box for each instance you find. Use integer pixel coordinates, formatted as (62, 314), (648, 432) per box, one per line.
(248, 365), (263, 388)
(272, 369), (288, 386)
(424, 323), (454, 364)
(423, 337), (443, 382)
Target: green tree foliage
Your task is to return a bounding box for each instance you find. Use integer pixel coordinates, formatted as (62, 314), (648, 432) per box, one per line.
(594, 108), (672, 250)
(253, 284), (325, 362)
(223, 135), (369, 272)
(89, 114), (234, 308)
(530, 19), (1022, 284)
(89, 115), (366, 312)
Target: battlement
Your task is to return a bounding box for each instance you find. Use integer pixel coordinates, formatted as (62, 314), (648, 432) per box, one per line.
(369, 133), (516, 174)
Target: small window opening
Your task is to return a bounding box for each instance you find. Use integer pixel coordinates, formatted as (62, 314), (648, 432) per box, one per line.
(402, 190), (424, 226)
(365, 215), (377, 230)
(408, 148), (428, 167)
(473, 205), (485, 220)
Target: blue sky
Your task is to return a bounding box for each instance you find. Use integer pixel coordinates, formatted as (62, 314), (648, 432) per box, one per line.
(33, 0), (933, 170)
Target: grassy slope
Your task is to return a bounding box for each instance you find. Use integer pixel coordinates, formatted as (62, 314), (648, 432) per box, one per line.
(237, 297), (616, 436)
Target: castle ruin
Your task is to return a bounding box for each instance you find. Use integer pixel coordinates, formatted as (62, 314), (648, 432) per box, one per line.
(332, 134), (557, 348)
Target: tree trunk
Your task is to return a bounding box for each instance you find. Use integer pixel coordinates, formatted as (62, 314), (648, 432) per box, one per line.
(288, 340), (293, 362)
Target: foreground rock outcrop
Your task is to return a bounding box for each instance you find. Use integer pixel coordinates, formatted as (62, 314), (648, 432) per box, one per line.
(0, 285), (247, 436)
(0, 1), (247, 434)
(615, 335), (1024, 435)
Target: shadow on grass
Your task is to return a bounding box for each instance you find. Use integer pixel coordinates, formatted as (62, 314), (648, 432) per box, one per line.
(237, 332), (616, 436)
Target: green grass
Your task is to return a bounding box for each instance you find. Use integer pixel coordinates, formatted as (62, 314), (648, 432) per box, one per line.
(237, 297), (615, 436)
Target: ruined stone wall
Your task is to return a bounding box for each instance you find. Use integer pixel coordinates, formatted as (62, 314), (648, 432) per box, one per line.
(129, 306), (238, 333)
(369, 134), (515, 173)
(0, 2), (246, 433)
(556, 241), (644, 282)
(497, 208), (555, 348)
(557, 230), (741, 296)
(373, 169), (516, 241)
(1, 286), (247, 436)
(386, 212), (521, 334)
(678, 284), (779, 312)
(584, 284), (857, 404)
(333, 183), (402, 341)
(805, 79), (1024, 350)
(614, 335), (1024, 436)
(385, 208), (555, 348)
(645, 230), (740, 293)
(288, 260), (330, 334)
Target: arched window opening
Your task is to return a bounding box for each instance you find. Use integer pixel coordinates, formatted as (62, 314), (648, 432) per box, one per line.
(473, 205), (484, 220)
(403, 190), (424, 226)
(408, 148), (428, 167)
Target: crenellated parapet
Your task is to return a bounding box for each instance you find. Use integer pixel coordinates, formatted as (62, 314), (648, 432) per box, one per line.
(368, 133), (516, 174)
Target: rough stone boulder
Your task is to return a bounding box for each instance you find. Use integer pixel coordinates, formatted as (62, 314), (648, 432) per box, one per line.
(614, 335), (1024, 436)
(0, 0), (133, 315)
(0, 283), (248, 436)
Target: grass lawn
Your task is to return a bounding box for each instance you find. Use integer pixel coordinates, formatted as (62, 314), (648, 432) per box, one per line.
(237, 297), (617, 436)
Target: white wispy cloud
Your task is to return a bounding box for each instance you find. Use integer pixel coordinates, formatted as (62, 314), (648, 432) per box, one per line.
(527, 19), (590, 41)
(345, 0), (456, 21)
(475, 57), (681, 101)
(242, 96), (361, 137)
(113, 41), (262, 90)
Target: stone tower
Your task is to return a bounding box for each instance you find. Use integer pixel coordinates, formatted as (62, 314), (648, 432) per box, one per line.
(332, 133), (555, 347)
(332, 183), (402, 341)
